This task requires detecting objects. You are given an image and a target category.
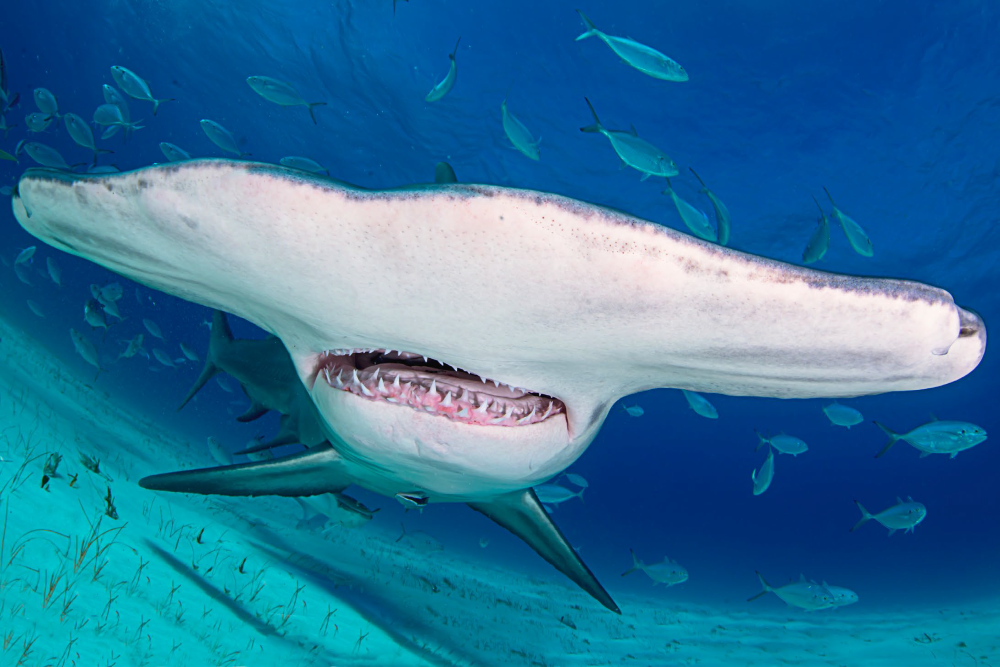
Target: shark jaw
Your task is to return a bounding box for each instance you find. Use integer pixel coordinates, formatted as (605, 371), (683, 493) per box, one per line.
(307, 346), (587, 501)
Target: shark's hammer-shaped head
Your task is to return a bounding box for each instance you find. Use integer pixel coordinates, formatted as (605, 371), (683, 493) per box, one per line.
(11, 160), (985, 612)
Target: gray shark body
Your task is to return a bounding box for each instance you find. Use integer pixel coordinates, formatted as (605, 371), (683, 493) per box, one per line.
(10, 160), (986, 613)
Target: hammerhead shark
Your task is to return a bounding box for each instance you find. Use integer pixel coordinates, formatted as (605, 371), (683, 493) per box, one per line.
(10, 160), (986, 613)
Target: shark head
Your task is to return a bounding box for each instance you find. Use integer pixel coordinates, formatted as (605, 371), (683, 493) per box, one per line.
(10, 160), (986, 611)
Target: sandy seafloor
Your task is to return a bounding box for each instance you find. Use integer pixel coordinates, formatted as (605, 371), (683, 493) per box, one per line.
(0, 314), (996, 667)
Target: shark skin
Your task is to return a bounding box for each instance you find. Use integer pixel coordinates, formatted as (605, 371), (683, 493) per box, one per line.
(9, 160), (987, 612)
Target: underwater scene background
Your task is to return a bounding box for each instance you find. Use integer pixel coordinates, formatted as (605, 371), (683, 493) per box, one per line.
(0, 1), (998, 665)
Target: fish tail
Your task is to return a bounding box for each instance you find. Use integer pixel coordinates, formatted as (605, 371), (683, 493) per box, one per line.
(873, 421), (901, 458)
(450, 37), (462, 59)
(307, 102), (327, 124)
(823, 185), (836, 207)
(754, 429), (768, 452)
(811, 194), (825, 216)
(396, 522), (407, 543)
(689, 167), (707, 188)
(152, 97), (175, 116)
(747, 571), (771, 601)
(580, 97), (603, 133)
(178, 310), (232, 411)
(577, 487), (585, 504)
(620, 548), (642, 577)
(575, 10), (599, 41)
(850, 500), (873, 532)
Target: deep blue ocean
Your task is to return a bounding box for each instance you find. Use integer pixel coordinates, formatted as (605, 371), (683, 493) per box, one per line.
(1, 1), (997, 664)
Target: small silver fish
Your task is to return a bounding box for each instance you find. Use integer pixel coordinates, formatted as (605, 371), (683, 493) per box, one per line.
(689, 169), (731, 246)
(802, 195), (830, 265)
(23, 142), (74, 170)
(246, 76), (326, 124)
(621, 550), (688, 586)
(582, 98), (677, 180)
(851, 497), (926, 535)
(755, 430), (808, 456)
(279, 156), (328, 175)
(84, 299), (108, 332)
(681, 389), (718, 419)
(752, 446), (774, 496)
(33, 88), (60, 116)
(533, 484), (584, 505)
(14, 246), (36, 265)
(64, 112), (113, 165)
(576, 11), (688, 82)
(110, 66), (174, 115)
(200, 119), (249, 158)
(152, 348), (175, 368)
(622, 404), (644, 417)
(749, 573), (834, 611)
(143, 318), (165, 340)
(24, 112), (54, 133)
(824, 187), (873, 257)
(159, 142), (191, 162)
(70, 328), (104, 375)
(46, 257), (61, 286)
(874, 417), (987, 459)
(664, 180), (717, 242)
(426, 38), (461, 102)
(501, 89), (540, 161)
(117, 333), (146, 361)
(822, 401), (863, 428)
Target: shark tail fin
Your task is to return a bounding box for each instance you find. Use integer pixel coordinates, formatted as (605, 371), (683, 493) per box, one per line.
(469, 488), (620, 614)
(754, 429), (768, 452)
(850, 500), (873, 532)
(873, 421), (901, 458)
(580, 97), (603, 133)
(139, 443), (349, 497)
(747, 571), (771, 602)
(575, 10), (599, 41)
(307, 102), (327, 124)
(178, 310), (232, 411)
(621, 548), (643, 577)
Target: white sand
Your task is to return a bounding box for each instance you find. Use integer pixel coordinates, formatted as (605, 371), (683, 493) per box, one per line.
(1, 314), (997, 667)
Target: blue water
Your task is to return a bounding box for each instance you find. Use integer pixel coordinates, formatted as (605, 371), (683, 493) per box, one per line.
(1, 0), (998, 661)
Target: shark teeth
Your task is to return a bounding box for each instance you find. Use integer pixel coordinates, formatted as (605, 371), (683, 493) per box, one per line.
(316, 348), (565, 427)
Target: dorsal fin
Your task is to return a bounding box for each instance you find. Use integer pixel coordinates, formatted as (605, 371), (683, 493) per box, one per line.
(628, 123), (638, 137)
(896, 496), (904, 504)
(799, 573), (806, 582)
(928, 412), (939, 421)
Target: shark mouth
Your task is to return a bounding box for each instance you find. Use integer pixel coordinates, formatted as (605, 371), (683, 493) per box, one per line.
(315, 349), (564, 427)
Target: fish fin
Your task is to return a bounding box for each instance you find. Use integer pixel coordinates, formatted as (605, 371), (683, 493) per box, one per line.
(139, 443), (349, 497)
(754, 429), (768, 452)
(468, 488), (620, 614)
(639, 172), (650, 181)
(307, 102), (327, 124)
(236, 400), (270, 423)
(628, 123), (638, 137)
(748, 571), (771, 601)
(928, 412), (939, 421)
(575, 10), (599, 41)
(396, 522), (406, 543)
(689, 167), (706, 187)
(178, 310), (231, 411)
(949, 452), (958, 459)
(872, 421), (900, 458)
(896, 496), (903, 504)
(579, 97), (603, 133)
(799, 573), (806, 582)
(450, 36), (462, 59)
(887, 529), (897, 537)
(621, 548), (642, 577)
(577, 487), (585, 504)
(823, 185), (837, 208)
(907, 495), (914, 502)
(232, 417), (301, 455)
(151, 98), (175, 116)
(433, 161), (458, 184)
(850, 500), (872, 532)
(919, 451), (932, 458)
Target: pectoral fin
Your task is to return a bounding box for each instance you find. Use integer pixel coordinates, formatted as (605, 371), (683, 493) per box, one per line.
(139, 443), (350, 497)
(468, 488), (620, 614)
(236, 400), (270, 422)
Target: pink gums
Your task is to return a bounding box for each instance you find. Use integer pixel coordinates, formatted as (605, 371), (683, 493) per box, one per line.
(317, 353), (562, 427)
